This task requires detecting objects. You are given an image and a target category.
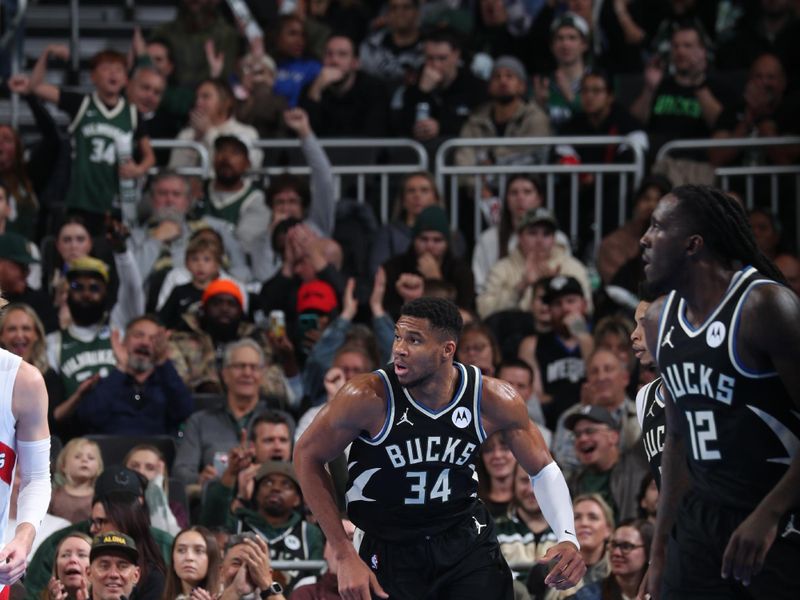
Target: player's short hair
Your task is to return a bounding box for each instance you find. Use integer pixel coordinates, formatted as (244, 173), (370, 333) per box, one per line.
(400, 297), (463, 342)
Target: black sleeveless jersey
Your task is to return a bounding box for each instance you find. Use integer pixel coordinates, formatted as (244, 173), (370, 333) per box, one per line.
(535, 332), (585, 429)
(636, 378), (666, 489)
(346, 362), (487, 542)
(656, 266), (799, 509)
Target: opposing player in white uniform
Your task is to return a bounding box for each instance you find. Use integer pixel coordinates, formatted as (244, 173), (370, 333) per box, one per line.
(0, 314), (52, 596)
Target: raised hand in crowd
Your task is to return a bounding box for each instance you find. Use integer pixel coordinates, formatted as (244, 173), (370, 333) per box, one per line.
(340, 278), (358, 321)
(205, 39), (225, 79)
(395, 272), (425, 304)
(324, 366), (346, 401)
(284, 107), (312, 138)
(369, 266), (387, 319)
(221, 428), (256, 489)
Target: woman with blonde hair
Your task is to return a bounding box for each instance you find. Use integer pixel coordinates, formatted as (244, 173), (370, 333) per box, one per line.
(528, 493), (614, 599)
(0, 302), (49, 373)
(43, 532), (92, 600)
(49, 438), (103, 523)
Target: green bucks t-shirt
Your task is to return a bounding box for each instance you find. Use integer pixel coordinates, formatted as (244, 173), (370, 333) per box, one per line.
(61, 91), (138, 214)
(57, 327), (116, 396)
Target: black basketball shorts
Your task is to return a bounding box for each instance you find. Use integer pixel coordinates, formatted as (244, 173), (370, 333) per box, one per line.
(355, 502), (514, 600)
(663, 490), (800, 600)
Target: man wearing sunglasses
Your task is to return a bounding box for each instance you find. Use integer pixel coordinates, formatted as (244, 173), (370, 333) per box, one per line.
(45, 249), (145, 440)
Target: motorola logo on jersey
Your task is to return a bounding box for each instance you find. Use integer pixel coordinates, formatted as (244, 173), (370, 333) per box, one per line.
(452, 406), (472, 428)
(706, 321), (726, 348)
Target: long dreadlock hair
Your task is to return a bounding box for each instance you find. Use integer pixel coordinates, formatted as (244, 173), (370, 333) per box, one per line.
(671, 185), (786, 285)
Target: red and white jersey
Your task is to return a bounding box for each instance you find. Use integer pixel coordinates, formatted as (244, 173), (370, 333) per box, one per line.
(0, 348), (21, 564)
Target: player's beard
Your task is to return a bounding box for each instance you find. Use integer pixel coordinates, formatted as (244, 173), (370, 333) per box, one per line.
(68, 297), (107, 327)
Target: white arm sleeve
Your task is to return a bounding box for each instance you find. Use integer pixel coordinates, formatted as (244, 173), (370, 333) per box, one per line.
(16, 438), (51, 533)
(530, 461), (580, 549)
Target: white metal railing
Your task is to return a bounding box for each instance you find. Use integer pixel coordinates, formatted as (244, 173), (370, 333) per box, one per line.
(149, 140), (211, 178)
(657, 137), (800, 252)
(435, 135), (647, 252)
(251, 138), (428, 223)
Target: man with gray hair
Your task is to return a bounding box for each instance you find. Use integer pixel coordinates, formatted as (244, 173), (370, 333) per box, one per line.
(173, 337), (295, 487)
(455, 55), (551, 177)
(129, 171), (249, 310)
(76, 315), (194, 435)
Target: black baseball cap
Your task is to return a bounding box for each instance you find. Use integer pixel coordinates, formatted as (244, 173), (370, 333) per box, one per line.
(517, 207), (558, 232)
(565, 405), (620, 431)
(90, 531), (139, 564)
(94, 466), (146, 500)
(0, 233), (37, 265)
(543, 275), (584, 305)
(214, 134), (250, 156)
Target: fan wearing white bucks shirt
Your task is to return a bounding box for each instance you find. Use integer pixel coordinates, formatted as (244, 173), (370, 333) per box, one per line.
(639, 185), (800, 600)
(0, 311), (52, 596)
(295, 297), (585, 600)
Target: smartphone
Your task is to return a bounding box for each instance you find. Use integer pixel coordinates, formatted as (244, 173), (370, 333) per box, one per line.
(298, 313), (319, 337)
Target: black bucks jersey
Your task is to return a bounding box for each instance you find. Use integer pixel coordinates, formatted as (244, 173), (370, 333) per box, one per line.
(346, 362), (487, 542)
(656, 266), (800, 509)
(635, 377), (666, 489)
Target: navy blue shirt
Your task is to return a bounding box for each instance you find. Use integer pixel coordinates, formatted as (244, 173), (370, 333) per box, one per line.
(77, 360), (194, 435)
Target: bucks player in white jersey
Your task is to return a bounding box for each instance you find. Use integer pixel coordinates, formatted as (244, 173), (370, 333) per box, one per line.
(296, 298), (585, 600)
(0, 301), (52, 596)
(640, 185), (800, 599)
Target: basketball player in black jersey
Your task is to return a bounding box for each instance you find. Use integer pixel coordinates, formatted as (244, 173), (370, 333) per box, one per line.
(639, 185), (800, 599)
(295, 298), (585, 600)
(631, 296), (666, 489)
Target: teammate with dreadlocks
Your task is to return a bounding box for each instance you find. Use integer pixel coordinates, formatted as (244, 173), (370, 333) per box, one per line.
(639, 185), (800, 599)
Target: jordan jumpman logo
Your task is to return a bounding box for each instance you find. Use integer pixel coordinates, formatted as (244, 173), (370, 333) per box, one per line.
(396, 408), (414, 426)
